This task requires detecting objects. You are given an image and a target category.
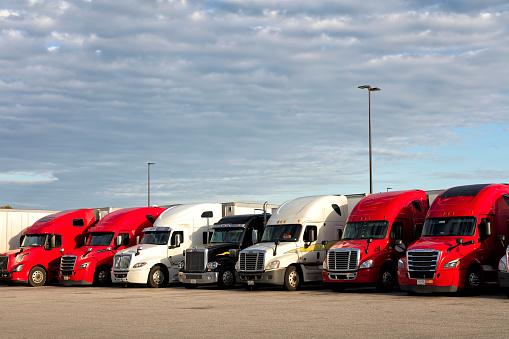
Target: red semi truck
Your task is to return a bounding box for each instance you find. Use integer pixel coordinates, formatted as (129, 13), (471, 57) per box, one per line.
(59, 207), (166, 286)
(398, 183), (509, 294)
(0, 209), (104, 286)
(322, 190), (429, 291)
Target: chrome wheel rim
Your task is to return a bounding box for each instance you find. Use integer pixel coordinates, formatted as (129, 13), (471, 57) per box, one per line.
(288, 270), (299, 288)
(32, 270), (44, 285)
(222, 271), (234, 286)
(153, 270), (164, 285)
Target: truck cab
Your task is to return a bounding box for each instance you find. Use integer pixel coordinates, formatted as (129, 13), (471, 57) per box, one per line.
(398, 184), (509, 294)
(178, 213), (269, 289)
(236, 195), (349, 291)
(59, 207), (166, 286)
(322, 190), (429, 291)
(0, 209), (109, 286)
(112, 204), (222, 287)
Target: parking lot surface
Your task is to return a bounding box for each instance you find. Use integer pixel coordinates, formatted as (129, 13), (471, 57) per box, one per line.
(1, 283), (508, 338)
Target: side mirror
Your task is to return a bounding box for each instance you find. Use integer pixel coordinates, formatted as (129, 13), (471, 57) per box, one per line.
(84, 237), (88, 246)
(367, 239), (373, 244)
(498, 235), (506, 241)
(480, 219), (492, 238)
(394, 240), (403, 246)
(116, 236), (122, 247)
(170, 234), (182, 249)
(20, 235), (25, 247)
(135, 246), (142, 256)
(229, 249), (239, 258)
(146, 215), (155, 224)
(136, 236), (140, 245)
(201, 211), (213, 218)
(252, 230), (259, 244)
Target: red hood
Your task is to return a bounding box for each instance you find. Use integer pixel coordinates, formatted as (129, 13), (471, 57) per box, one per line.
(65, 246), (116, 262)
(0, 247), (41, 257)
(408, 236), (466, 252)
(331, 239), (388, 251)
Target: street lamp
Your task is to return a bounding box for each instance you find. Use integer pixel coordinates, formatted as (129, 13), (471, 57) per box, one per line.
(358, 85), (381, 194)
(148, 162), (155, 207)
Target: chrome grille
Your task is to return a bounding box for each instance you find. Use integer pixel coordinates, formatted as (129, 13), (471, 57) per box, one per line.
(327, 249), (359, 271)
(0, 256), (8, 272)
(114, 254), (131, 270)
(185, 249), (207, 271)
(60, 255), (77, 276)
(239, 251), (264, 271)
(407, 249), (440, 279)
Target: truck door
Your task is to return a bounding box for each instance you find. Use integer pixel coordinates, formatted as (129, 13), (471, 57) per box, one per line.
(44, 234), (62, 279)
(168, 230), (184, 269)
(301, 225), (320, 264)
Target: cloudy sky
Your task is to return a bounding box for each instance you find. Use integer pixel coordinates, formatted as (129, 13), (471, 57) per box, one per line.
(1, 0), (508, 210)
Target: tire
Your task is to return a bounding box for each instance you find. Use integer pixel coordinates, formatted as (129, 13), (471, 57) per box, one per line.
(148, 266), (167, 288)
(28, 266), (47, 287)
(217, 267), (235, 289)
(463, 266), (482, 295)
(94, 265), (112, 286)
(377, 265), (397, 292)
(183, 283), (198, 289)
(283, 266), (301, 291)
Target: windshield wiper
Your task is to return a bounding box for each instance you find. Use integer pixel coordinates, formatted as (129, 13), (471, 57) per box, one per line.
(447, 238), (474, 253)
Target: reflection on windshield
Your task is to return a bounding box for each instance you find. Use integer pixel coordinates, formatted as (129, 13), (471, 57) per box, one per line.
(88, 232), (115, 246)
(22, 234), (47, 247)
(141, 232), (170, 245)
(342, 221), (389, 240)
(421, 217), (476, 237)
(261, 224), (302, 242)
(210, 228), (244, 243)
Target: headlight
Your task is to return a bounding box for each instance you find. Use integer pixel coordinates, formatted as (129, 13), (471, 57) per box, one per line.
(499, 256), (507, 272)
(443, 258), (461, 269)
(133, 262), (147, 268)
(78, 262), (91, 269)
(266, 260), (280, 270)
(322, 259), (327, 270)
(15, 253), (29, 263)
(12, 264), (24, 272)
(178, 261), (184, 269)
(359, 259), (373, 269)
(207, 262), (218, 270)
(398, 258), (405, 269)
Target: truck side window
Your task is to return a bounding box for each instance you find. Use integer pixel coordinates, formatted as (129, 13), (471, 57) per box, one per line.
(73, 219), (85, 227)
(303, 226), (318, 243)
(55, 234), (62, 248)
(119, 233), (129, 246)
(171, 231), (184, 247)
(390, 222), (403, 240)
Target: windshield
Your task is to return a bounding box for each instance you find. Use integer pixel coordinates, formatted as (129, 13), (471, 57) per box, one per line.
(88, 232), (115, 246)
(141, 231), (170, 245)
(210, 228), (244, 243)
(261, 224), (302, 242)
(342, 221), (389, 240)
(421, 217), (477, 237)
(21, 234), (47, 247)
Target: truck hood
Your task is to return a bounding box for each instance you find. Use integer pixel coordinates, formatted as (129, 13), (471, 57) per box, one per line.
(330, 239), (388, 252)
(191, 243), (239, 260)
(116, 244), (162, 259)
(408, 236), (466, 252)
(66, 246), (115, 262)
(242, 242), (298, 255)
(0, 246), (42, 257)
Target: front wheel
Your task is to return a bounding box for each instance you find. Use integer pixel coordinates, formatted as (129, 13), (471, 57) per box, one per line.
(377, 266), (397, 292)
(283, 266), (301, 291)
(94, 265), (112, 286)
(463, 266), (482, 295)
(218, 268), (235, 289)
(28, 266), (47, 287)
(148, 266), (167, 288)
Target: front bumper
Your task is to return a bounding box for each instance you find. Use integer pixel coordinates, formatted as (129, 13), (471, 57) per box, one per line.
(238, 268), (286, 286)
(178, 271), (219, 285)
(322, 267), (381, 284)
(112, 267), (150, 284)
(498, 271), (509, 288)
(0, 271), (28, 283)
(398, 268), (463, 293)
(60, 279), (93, 286)
(59, 267), (94, 285)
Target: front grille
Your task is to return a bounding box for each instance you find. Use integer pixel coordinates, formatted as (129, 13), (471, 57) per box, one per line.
(0, 256), (8, 271)
(327, 249), (359, 271)
(239, 251), (264, 272)
(407, 249), (440, 279)
(60, 255), (77, 276)
(185, 250), (207, 271)
(114, 254), (131, 270)
(186, 274), (202, 280)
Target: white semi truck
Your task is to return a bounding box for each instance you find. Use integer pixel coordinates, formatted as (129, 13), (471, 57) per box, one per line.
(236, 195), (364, 291)
(111, 202), (275, 288)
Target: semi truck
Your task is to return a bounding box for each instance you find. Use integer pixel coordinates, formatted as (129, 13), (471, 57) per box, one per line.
(59, 207), (166, 286)
(236, 195), (363, 291)
(111, 202), (272, 288)
(178, 211), (271, 289)
(0, 208), (114, 286)
(398, 184), (509, 294)
(322, 190), (429, 292)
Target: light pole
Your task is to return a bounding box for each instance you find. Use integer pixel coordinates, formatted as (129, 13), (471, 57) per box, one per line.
(148, 162), (155, 207)
(358, 85), (381, 194)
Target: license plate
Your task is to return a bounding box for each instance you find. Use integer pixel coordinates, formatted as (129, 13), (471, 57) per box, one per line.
(64, 276), (69, 280)
(122, 278), (127, 282)
(191, 279), (196, 284)
(417, 279), (425, 285)
(247, 280), (254, 286)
